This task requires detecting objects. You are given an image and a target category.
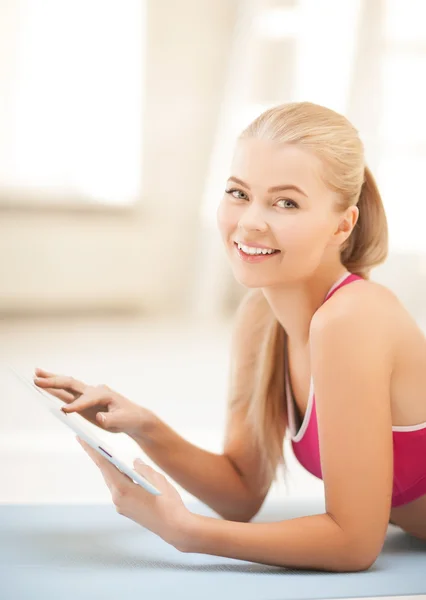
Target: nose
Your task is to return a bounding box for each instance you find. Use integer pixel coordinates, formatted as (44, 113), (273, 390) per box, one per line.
(237, 202), (268, 234)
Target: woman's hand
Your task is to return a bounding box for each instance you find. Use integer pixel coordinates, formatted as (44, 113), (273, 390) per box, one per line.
(76, 437), (191, 550)
(33, 368), (158, 439)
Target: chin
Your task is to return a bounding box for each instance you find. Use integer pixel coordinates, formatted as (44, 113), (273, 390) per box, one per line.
(232, 273), (275, 289)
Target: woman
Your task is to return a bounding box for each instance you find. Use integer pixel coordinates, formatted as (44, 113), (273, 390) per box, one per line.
(34, 101), (426, 572)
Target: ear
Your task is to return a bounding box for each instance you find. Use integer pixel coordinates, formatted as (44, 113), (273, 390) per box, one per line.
(333, 206), (359, 246)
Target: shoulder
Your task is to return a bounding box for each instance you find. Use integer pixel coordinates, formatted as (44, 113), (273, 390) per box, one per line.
(309, 278), (401, 372)
(311, 277), (400, 335)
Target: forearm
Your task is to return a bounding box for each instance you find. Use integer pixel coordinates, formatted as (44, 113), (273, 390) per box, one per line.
(129, 416), (254, 522)
(178, 511), (374, 573)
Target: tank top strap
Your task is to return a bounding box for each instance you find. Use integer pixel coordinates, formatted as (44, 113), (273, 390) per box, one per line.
(324, 272), (363, 303)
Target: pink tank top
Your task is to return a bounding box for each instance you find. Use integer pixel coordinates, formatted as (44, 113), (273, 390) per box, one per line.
(285, 271), (426, 508)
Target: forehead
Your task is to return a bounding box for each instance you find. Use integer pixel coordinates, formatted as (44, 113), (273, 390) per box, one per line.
(230, 138), (326, 193)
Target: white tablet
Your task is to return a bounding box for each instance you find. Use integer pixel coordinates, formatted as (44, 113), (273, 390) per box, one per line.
(8, 366), (162, 496)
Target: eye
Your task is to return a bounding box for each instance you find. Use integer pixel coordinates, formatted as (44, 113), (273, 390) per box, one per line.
(225, 188), (299, 209)
(225, 188), (247, 200)
(276, 199), (299, 209)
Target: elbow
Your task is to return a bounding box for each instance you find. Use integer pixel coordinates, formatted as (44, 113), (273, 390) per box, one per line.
(235, 502), (265, 523)
(347, 533), (384, 572)
(218, 495), (264, 523)
(218, 508), (258, 523)
(337, 538), (382, 572)
(328, 548), (378, 573)
(327, 514), (383, 572)
(236, 506), (261, 523)
(353, 541), (382, 571)
(218, 501), (262, 523)
(340, 552), (378, 573)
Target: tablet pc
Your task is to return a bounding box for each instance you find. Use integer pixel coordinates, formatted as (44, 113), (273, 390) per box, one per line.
(8, 366), (162, 496)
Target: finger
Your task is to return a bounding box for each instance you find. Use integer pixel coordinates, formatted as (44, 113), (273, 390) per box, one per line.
(61, 386), (108, 414)
(42, 386), (80, 401)
(34, 375), (86, 395)
(33, 369), (79, 397)
(33, 371), (80, 400)
(34, 368), (56, 377)
(43, 387), (76, 403)
(133, 460), (163, 484)
(95, 409), (125, 431)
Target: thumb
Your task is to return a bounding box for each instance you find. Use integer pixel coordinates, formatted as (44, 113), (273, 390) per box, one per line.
(96, 412), (111, 427)
(133, 459), (160, 482)
(96, 410), (128, 431)
(133, 461), (176, 498)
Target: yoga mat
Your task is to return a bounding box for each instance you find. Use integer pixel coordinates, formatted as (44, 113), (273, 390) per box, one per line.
(0, 498), (425, 600)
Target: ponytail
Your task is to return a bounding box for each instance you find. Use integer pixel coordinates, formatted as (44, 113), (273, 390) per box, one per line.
(340, 166), (388, 280)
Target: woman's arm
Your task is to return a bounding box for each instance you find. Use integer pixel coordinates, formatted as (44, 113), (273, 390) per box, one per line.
(132, 417), (259, 523)
(179, 510), (367, 572)
(175, 288), (395, 572)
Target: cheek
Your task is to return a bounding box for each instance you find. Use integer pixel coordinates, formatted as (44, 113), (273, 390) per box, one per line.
(282, 217), (327, 249)
(216, 201), (234, 235)
(276, 222), (311, 251)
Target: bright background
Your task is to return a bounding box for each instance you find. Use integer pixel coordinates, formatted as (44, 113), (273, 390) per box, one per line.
(1, 0), (425, 507)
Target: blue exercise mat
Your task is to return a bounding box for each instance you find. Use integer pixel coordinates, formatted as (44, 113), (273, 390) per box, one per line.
(1, 498), (425, 600)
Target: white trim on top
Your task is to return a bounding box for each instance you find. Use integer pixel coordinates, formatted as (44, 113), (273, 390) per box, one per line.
(292, 376), (315, 442)
(288, 379), (426, 437)
(324, 270), (351, 301)
(392, 420), (426, 432)
(285, 357), (297, 437)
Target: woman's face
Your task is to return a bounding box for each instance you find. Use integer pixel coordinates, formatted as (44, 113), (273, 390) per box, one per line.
(216, 137), (344, 288)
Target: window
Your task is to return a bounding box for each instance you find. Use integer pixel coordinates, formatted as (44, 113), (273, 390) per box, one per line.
(376, 0), (426, 252)
(0, 0), (144, 207)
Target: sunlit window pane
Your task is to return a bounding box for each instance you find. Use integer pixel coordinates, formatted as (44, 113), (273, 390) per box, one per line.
(376, 154), (426, 253)
(0, 0), (144, 206)
(380, 53), (426, 144)
(384, 0), (426, 43)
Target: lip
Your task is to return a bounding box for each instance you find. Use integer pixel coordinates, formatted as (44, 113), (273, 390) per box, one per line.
(233, 241), (281, 263)
(234, 240), (279, 251)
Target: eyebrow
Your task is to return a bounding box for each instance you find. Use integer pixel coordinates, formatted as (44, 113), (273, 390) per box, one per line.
(227, 176), (308, 197)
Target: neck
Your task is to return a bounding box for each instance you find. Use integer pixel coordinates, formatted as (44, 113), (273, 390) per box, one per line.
(262, 266), (349, 347)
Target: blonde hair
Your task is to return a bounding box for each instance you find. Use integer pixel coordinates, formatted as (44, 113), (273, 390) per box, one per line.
(228, 102), (389, 495)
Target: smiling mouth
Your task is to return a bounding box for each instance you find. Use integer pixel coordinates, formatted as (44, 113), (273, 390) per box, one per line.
(233, 242), (281, 255)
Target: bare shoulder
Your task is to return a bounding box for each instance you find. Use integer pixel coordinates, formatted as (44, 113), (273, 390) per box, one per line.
(310, 278), (408, 374)
(313, 277), (402, 330)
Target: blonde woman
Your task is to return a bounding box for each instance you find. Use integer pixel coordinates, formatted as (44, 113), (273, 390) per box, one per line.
(34, 102), (426, 572)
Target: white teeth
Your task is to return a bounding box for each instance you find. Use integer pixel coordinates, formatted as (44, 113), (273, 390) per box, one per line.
(237, 242), (277, 255)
